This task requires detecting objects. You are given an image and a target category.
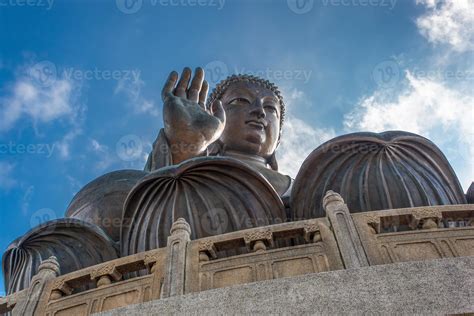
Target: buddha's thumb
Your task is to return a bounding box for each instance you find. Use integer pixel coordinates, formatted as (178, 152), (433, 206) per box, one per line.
(211, 100), (226, 123)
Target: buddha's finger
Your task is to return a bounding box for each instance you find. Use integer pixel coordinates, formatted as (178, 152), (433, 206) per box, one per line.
(162, 92), (175, 104)
(161, 71), (178, 102)
(198, 80), (209, 110)
(175, 67), (191, 98)
(188, 67), (204, 103)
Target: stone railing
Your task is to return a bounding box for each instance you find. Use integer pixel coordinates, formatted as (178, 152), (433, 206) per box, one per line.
(352, 204), (474, 265)
(0, 246), (167, 315)
(1, 191), (473, 316)
(185, 215), (343, 294)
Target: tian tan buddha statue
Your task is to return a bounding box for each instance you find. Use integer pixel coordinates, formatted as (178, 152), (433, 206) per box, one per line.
(3, 67), (471, 294)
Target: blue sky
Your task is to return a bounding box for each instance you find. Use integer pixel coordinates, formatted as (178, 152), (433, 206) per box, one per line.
(0, 0), (473, 294)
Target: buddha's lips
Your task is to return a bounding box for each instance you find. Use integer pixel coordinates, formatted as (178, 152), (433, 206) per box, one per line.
(245, 120), (266, 130)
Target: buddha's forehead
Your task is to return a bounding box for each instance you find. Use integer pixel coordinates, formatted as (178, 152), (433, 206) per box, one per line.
(222, 81), (277, 99)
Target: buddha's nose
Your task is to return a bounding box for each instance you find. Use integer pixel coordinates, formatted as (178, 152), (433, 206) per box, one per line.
(250, 100), (266, 119)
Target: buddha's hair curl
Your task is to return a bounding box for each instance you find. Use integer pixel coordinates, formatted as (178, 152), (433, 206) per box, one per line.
(206, 74), (286, 128)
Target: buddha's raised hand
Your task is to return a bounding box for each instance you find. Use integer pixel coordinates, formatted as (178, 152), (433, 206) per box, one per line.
(162, 67), (226, 164)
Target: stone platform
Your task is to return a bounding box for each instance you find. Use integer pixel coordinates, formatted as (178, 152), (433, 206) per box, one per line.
(100, 256), (473, 315)
(2, 199), (473, 315)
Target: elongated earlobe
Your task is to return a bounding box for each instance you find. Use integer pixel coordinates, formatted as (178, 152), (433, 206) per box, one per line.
(268, 152), (278, 171)
(208, 139), (226, 156)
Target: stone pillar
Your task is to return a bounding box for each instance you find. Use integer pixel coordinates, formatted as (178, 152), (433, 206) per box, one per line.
(90, 264), (123, 288)
(323, 191), (369, 269)
(12, 256), (60, 316)
(244, 230), (274, 281)
(0, 289), (27, 315)
(144, 253), (165, 300)
(161, 218), (191, 298)
(244, 230), (273, 253)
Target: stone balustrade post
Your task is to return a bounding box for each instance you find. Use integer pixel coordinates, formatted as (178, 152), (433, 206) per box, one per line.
(0, 289), (27, 315)
(49, 279), (73, 300)
(144, 253), (165, 300)
(323, 191), (369, 269)
(244, 230), (274, 253)
(12, 256), (61, 315)
(161, 218), (191, 298)
(90, 264), (123, 288)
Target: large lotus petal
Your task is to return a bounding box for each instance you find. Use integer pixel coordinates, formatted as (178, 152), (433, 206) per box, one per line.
(3, 218), (118, 294)
(291, 131), (466, 219)
(121, 157), (286, 256)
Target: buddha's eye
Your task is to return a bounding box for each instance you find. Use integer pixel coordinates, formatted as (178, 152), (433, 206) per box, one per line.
(229, 97), (250, 105)
(264, 105), (278, 115)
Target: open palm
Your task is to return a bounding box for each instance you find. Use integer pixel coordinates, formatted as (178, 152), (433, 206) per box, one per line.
(162, 67), (226, 163)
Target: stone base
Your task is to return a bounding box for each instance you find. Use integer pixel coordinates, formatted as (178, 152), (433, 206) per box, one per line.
(99, 256), (474, 315)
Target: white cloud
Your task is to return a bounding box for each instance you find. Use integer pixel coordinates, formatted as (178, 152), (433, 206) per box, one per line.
(55, 127), (82, 159)
(21, 185), (34, 215)
(1, 62), (87, 161)
(115, 77), (160, 117)
(89, 138), (115, 170)
(0, 75), (78, 132)
(276, 87), (336, 178)
(342, 1), (474, 192)
(416, 0), (474, 52)
(91, 139), (105, 152)
(344, 71), (474, 190)
(66, 174), (83, 196)
(277, 116), (336, 178)
(0, 162), (17, 190)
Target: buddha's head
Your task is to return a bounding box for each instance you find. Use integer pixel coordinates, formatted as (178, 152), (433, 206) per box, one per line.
(207, 75), (285, 169)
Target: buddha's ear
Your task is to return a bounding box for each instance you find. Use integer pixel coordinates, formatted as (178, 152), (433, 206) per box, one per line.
(208, 139), (225, 156)
(268, 152), (278, 171)
(267, 131), (282, 171)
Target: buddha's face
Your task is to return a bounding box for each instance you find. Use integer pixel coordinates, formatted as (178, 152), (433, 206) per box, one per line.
(218, 81), (281, 159)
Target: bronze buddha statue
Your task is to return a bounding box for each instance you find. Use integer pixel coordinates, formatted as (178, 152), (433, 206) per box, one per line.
(122, 68), (294, 254)
(3, 67), (470, 294)
(144, 68), (292, 199)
